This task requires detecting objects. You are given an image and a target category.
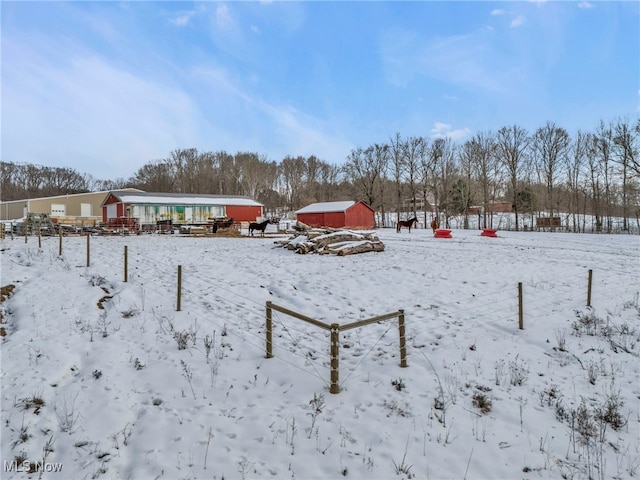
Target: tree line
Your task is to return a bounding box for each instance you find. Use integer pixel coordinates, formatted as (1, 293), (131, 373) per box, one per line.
(1, 117), (638, 232)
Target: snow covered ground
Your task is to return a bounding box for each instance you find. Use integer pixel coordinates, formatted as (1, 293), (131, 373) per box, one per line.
(1, 227), (639, 480)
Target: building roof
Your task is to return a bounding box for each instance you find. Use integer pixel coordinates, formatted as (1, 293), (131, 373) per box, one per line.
(1, 188), (143, 205)
(296, 201), (358, 214)
(104, 191), (263, 207)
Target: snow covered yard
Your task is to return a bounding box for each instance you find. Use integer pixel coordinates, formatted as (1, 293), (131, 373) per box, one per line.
(1, 228), (639, 480)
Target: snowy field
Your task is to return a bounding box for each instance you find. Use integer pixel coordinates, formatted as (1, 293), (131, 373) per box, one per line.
(1, 227), (639, 480)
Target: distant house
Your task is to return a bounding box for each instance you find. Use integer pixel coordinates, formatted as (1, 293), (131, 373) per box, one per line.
(296, 201), (375, 229)
(468, 202), (513, 215)
(101, 191), (264, 227)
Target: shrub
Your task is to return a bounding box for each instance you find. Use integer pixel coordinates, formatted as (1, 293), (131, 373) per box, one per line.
(508, 356), (529, 386)
(391, 378), (406, 392)
(472, 393), (492, 414)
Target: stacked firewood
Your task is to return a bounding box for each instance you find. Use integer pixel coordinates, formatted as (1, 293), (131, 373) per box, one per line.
(274, 222), (384, 256)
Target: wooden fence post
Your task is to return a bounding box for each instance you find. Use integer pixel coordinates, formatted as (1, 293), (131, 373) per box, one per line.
(265, 301), (273, 359)
(398, 309), (407, 368)
(176, 265), (182, 311)
(59, 229), (63, 256)
(587, 269), (593, 308)
(38, 230), (42, 249)
(330, 323), (340, 394)
(124, 245), (128, 282)
(86, 233), (90, 267)
(518, 282), (523, 330)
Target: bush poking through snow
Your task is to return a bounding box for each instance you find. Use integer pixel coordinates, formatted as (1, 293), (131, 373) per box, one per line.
(384, 399), (412, 418)
(391, 378), (406, 392)
(597, 391), (627, 431)
(17, 394), (46, 414)
(508, 356), (529, 386)
(54, 394), (81, 434)
(132, 357), (145, 370)
(572, 309), (603, 336)
(307, 393), (325, 438)
(472, 393), (493, 414)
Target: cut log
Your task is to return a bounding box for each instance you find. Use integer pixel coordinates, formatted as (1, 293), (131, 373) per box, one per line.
(334, 240), (385, 256)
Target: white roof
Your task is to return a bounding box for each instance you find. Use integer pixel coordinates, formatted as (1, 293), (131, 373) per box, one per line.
(113, 193), (262, 207)
(296, 201), (356, 214)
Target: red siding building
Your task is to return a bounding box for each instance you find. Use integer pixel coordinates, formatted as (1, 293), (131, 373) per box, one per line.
(296, 201), (375, 229)
(101, 191), (263, 227)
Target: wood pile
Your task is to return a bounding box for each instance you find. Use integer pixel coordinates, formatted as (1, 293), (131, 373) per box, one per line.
(275, 223), (384, 256)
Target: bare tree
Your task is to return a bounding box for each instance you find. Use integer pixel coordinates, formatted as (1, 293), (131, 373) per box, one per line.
(419, 144), (436, 227)
(387, 133), (406, 224)
(209, 151), (237, 195)
(343, 145), (388, 216)
(234, 152), (276, 200)
(462, 131), (498, 229)
(594, 121), (615, 232)
(532, 121), (570, 224)
(612, 117), (639, 230)
(132, 159), (176, 192)
(585, 133), (604, 231)
(431, 138), (458, 227)
(405, 136), (427, 220)
(566, 131), (589, 232)
(496, 125), (530, 231)
(279, 156), (307, 211)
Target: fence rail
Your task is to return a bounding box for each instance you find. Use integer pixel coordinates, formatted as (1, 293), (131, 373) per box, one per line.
(266, 301), (407, 394)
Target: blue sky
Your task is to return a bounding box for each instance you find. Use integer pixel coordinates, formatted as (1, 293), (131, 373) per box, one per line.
(2, 1), (638, 180)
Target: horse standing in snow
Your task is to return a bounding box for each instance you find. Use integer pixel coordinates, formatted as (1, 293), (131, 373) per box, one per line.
(249, 219), (271, 237)
(396, 217), (418, 233)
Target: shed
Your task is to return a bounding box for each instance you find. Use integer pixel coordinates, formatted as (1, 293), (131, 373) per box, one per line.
(101, 191), (263, 227)
(296, 201), (375, 229)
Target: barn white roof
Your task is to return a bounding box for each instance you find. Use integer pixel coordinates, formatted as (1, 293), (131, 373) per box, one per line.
(296, 201), (356, 214)
(108, 191), (262, 207)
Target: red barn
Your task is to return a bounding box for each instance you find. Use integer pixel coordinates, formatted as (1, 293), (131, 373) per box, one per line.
(296, 201), (375, 229)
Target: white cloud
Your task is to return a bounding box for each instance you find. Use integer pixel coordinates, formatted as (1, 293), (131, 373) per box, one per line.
(381, 27), (527, 96)
(216, 3), (235, 29)
(510, 16), (526, 28)
(168, 6), (205, 27)
(2, 35), (207, 178)
(577, 2), (595, 9)
(490, 9), (505, 16)
(430, 122), (471, 140)
(171, 14), (194, 27)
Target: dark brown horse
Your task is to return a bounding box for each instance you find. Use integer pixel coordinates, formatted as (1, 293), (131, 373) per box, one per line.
(396, 216), (418, 233)
(249, 219), (271, 236)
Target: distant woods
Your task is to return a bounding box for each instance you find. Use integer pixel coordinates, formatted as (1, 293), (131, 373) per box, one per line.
(2, 116), (639, 232)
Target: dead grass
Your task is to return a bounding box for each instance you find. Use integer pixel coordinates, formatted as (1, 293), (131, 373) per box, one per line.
(97, 286), (112, 310)
(1, 284), (15, 302)
(1, 284), (16, 330)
